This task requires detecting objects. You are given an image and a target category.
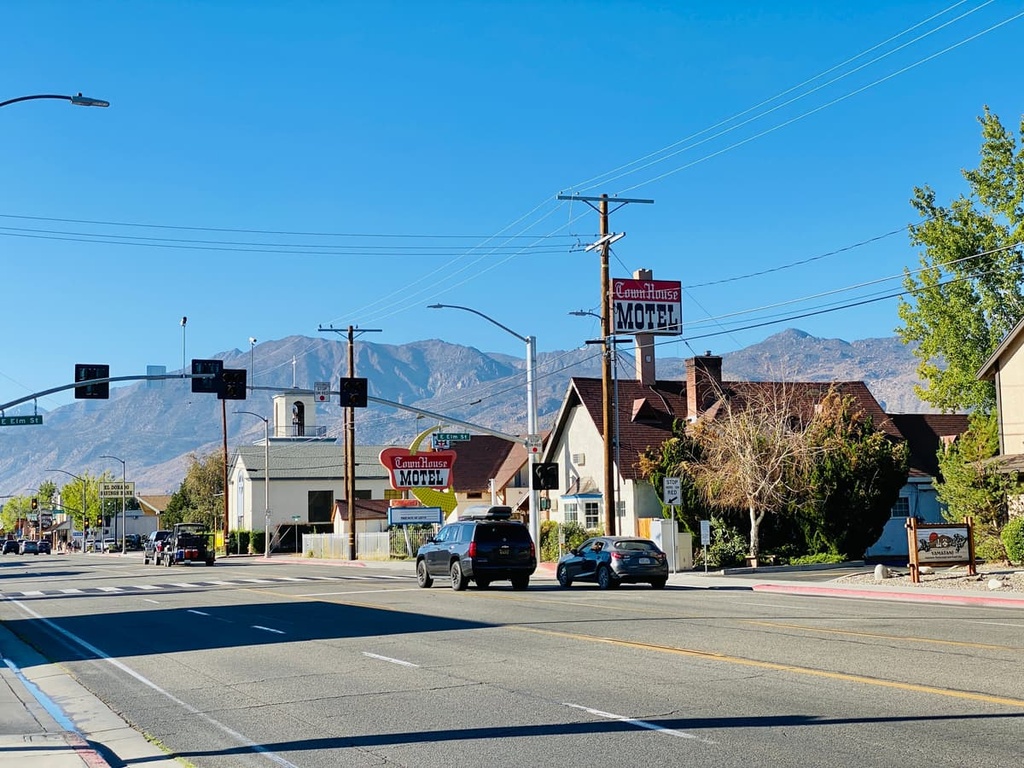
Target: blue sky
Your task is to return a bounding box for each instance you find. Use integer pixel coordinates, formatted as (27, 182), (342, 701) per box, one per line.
(2, 1), (1022, 410)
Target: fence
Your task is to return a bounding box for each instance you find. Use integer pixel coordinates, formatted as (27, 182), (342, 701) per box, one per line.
(301, 528), (437, 561)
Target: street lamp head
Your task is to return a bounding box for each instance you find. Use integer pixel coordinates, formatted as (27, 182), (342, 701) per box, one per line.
(249, 337), (257, 345)
(69, 93), (109, 108)
(426, 304), (444, 310)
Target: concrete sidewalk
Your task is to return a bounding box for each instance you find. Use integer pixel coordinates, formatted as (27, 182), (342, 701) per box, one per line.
(0, 622), (179, 767)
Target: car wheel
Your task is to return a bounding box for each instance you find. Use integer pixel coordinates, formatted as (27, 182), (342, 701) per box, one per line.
(510, 575), (530, 590)
(650, 577), (667, 590)
(597, 565), (617, 590)
(476, 578), (490, 589)
(556, 564), (572, 588)
(416, 559), (433, 588)
(143, 556), (149, 565)
(450, 561), (468, 591)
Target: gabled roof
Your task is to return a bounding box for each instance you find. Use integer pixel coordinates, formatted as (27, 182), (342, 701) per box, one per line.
(889, 413), (970, 478)
(451, 435), (521, 492)
(548, 377), (904, 483)
(978, 313), (1024, 380)
(332, 498), (390, 521)
(137, 495), (172, 515)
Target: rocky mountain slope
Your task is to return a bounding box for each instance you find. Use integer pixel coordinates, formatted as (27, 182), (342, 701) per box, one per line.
(0, 329), (933, 494)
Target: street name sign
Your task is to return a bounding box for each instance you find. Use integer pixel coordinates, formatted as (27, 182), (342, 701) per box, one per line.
(0, 415), (42, 426)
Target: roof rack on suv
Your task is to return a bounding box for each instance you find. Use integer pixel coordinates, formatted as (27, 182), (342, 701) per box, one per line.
(460, 505), (513, 521)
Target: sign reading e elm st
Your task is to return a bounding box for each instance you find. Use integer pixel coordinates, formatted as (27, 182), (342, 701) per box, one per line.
(379, 447), (457, 490)
(610, 278), (682, 336)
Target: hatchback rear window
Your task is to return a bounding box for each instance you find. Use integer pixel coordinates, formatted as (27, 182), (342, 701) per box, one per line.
(614, 540), (658, 552)
(474, 523), (530, 543)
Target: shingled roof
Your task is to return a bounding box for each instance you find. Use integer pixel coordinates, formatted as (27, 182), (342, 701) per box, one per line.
(889, 413), (970, 478)
(556, 375), (905, 483)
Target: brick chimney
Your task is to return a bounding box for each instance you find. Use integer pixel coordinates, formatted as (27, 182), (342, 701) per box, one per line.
(686, 352), (723, 420)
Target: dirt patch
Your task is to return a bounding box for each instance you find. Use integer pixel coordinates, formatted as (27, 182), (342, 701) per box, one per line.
(837, 564), (1024, 593)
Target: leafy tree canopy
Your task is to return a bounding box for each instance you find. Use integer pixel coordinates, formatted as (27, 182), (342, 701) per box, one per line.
(897, 107), (1024, 412)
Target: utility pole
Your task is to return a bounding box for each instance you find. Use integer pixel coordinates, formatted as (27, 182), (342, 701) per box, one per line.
(318, 324), (381, 560)
(557, 193), (653, 535)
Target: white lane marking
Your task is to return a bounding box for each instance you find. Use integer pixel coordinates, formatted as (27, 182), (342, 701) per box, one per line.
(294, 588), (421, 597)
(975, 621), (1024, 627)
(7, 598), (300, 768)
(240, 579), (274, 584)
(363, 652), (418, 668)
(252, 625), (285, 635)
(278, 576), (304, 582)
(22, 590), (44, 597)
(143, 599), (160, 604)
(171, 582), (201, 588)
(188, 610), (210, 617)
(59, 589), (84, 594)
(132, 585), (161, 591)
(97, 587), (123, 593)
(564, 703), (711, 742)
(207, 580), (232, 585)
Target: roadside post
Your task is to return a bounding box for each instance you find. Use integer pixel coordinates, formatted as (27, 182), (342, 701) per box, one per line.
(700, 519), (711, 573)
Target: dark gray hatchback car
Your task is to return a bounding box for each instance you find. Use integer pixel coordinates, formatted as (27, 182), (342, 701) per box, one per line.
(556, 536), (669, 589)
(415, 507), (536, 591)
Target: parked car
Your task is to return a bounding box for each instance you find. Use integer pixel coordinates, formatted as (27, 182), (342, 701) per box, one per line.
(37, 539), (51, 554)
(415, 506), (536, 591)
(124, 533), (143, 551)
(556, 536), (669, 590)
(2, 539), (19, 555)
(143, 530), (172, 565)
(19, 540), (39, 555)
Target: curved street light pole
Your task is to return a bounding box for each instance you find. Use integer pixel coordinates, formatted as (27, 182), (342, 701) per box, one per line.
(427, 304), (540, 549)
(46, 468), (89, 542)
(100, 455), (127, 554)
(236, 411), (270, 559)
(0, 93), (110, 109)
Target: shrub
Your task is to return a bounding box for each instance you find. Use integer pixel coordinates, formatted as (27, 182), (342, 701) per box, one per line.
(249, 530), (266, 555)
(539, 521), (604, 562)
(789, 552), (845, 565)
(704, 518), (749, 568)
(1001, 516), (1024, 564)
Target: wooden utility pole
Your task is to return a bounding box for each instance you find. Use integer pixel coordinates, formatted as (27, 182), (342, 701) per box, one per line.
(318, 324), (381, 560)
(557, 193), (653, 535)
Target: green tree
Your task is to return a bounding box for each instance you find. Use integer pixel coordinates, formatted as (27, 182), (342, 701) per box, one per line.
(935, 410), (1016, 561)
(637, 421), (706, 537)
(164, 452), (224, 529)
(798, 389), (909, 559)
(897, 107), (1024, 412)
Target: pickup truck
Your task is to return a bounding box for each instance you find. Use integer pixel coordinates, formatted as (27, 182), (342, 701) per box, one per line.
(159, 523), (215, 567)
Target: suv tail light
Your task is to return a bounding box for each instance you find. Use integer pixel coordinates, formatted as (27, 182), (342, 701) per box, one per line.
(530, 541), (536, 558)
(468, 541), (477, 558)
(611, 551), (624, 560)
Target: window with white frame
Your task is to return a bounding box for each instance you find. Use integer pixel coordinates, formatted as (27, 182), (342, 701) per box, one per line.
(563, 502), (578, 524)
(890, 497), (910, 518)
(584, 501), (600, 529)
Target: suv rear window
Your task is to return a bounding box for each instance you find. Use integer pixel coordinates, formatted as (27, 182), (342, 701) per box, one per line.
(474, 523), (530, 543)
(614, 540), (658, 552)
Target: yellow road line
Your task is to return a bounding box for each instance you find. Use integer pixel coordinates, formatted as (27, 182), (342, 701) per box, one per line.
(512, 626), (1024, 709)
(744, 620), (1021, 652)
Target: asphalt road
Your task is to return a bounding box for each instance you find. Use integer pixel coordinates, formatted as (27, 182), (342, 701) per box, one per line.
(1, 554), (1022, 767)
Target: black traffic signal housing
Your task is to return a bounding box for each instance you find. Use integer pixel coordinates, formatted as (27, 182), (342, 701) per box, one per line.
(532, 462), (559, 491)
(218, 369), (247, 400)
(74, 363), (110, 399)
(31, 498), (38, 511)
(339, 377), (368, 408)
(191, 358), (224, 394)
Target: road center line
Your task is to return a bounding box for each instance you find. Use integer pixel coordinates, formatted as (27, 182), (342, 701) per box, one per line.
(515, 626), (1024, 709)
(564, 703), (708, 741)
(252, 625), (285, 635)
(143, 599), (160, 604)
(363, 652), (419, 667)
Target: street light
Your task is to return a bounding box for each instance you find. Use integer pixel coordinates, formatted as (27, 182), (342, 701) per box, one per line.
(100, 455), (127, 554)
(0, 92), (110, 109)
(427, 303), (540, 548)
(46, 468), (89, 541)
(249, 337), (257, 390)
(236, 411), (270, 559)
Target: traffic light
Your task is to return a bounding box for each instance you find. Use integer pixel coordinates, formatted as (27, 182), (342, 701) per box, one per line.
(218, 369), (247, 400)
(532, 462), (559, 490)
(31, 498), (38, 511)
(191, 358), (223, 393)
(339, 377), (368, 408)
(74, 364), (110, 399)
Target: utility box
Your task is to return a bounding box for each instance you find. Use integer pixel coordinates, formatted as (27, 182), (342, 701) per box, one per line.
(649, 518), (693, 572)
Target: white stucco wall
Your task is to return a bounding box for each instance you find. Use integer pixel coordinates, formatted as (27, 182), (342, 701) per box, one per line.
(996, 334), (1024, 455)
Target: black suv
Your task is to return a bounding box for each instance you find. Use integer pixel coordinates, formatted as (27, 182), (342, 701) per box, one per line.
(143, 530), (172, 565)
(415, 506), (536, 591)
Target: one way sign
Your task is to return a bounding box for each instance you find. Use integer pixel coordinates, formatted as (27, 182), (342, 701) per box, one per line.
(662, 477), (681, 505)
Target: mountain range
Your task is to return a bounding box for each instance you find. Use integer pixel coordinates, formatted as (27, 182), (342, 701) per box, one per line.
(0, 329), (932, 495)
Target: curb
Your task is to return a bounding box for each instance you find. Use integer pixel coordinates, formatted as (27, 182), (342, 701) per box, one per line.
(753, 582), (1024, 609)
